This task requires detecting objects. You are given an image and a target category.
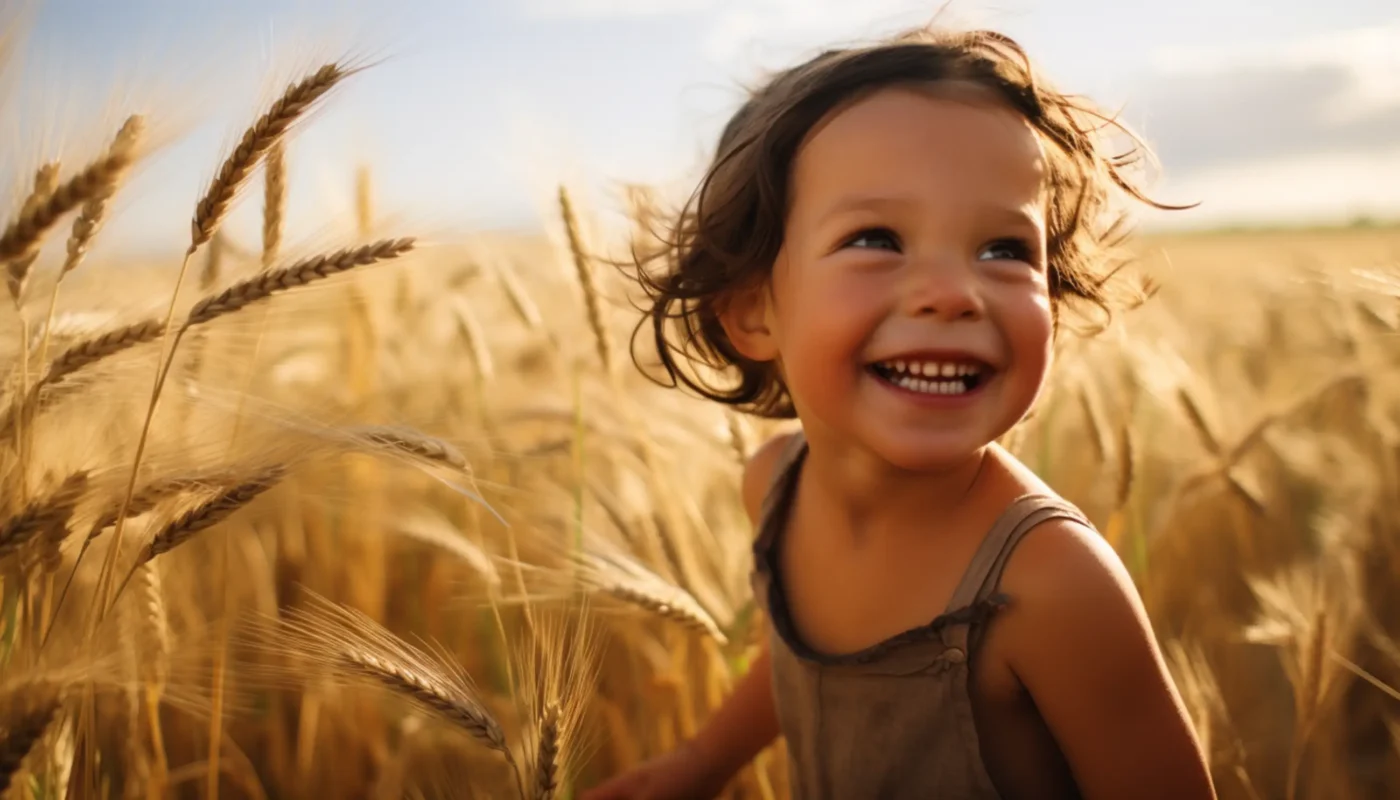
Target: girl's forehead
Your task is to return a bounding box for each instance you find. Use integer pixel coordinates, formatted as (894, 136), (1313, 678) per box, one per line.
(800, 81), (1043, 157)
(791, 85), (1048, 199)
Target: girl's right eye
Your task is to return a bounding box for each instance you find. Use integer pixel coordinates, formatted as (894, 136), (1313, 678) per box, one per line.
(842, 228), (900, 252)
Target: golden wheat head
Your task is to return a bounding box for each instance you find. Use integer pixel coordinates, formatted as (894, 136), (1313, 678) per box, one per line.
(182, 238), (415, 330)
(190, 63), (349, 250)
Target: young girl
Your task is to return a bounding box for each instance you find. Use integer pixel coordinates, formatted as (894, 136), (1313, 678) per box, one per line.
(584, 24), (1215, 800)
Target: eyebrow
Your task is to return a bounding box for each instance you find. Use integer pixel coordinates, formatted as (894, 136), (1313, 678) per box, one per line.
(818, 194), (1046, 230)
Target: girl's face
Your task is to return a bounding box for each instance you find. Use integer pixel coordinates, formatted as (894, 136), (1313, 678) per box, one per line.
(726, 84), (1054, 470)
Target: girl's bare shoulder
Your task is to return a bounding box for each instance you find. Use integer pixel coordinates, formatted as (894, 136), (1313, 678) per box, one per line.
(740, 430), (802, 526)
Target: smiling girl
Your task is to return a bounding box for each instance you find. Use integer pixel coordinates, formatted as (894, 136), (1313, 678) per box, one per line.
(584, 24), (1215, 800)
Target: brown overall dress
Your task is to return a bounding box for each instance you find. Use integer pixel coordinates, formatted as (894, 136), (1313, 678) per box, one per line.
(749, 433), (1094, 799)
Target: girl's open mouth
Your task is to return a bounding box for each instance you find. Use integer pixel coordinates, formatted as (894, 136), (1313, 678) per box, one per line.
(867, 358), (989, 396)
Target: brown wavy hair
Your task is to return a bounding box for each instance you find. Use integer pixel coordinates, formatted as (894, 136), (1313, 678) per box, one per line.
(628, 25), (1181, 419)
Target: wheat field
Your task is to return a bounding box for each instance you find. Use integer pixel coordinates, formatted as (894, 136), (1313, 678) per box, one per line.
(0, 54), (1398, 800)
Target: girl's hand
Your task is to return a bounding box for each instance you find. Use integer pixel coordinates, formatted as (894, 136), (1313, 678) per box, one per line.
(579, 742), (725, 800)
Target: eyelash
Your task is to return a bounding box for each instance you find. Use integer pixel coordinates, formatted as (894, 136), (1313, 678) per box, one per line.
(839, 229), (1036, 264)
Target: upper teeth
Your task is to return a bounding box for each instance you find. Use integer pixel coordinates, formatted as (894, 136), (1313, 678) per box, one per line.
(883, 360), (979, 377)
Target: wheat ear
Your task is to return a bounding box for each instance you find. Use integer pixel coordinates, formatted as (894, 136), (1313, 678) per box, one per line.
(60, 115), (146, 276)
(558, 186), (614, 375)
(42, 317), (165, 387)
(347, 425), (468, 470)
(182, 238), (416, 330)
(262, 142), (285, 269)
(0, 120), (144, 276)
(5, 162), (61, 303)
(139, 467), (285, 563)
(0, 472), (88, 561)
(0, 696), (61, 792)
(267, 593), (514, 758)
(578, 549), (727, 644)
(190, 63), (347, 250)
(0, 318), (166, 441)
(532, 703), (560, 800)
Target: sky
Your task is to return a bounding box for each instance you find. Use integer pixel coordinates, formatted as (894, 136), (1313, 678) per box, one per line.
(6, 0), (1400, 255)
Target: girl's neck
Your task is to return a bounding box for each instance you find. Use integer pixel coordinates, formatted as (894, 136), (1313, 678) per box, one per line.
(801, 431), (996, 542)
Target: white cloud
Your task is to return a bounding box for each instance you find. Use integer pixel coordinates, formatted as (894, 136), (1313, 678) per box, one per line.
(1149, 23), (1400, 113)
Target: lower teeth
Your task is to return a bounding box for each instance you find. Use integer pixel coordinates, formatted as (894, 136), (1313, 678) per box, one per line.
(892, 374), (971, 395)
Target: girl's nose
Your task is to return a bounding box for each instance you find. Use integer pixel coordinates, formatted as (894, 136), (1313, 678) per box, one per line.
(900, 253), (984, 321)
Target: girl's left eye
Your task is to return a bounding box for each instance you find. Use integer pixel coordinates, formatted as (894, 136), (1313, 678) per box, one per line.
(843, 228), (901, 252)
(979, 239), (1034, 263)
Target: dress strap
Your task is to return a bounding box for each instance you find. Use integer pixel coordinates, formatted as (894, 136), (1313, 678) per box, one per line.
(753, 429), (809, 553)
(943, 494), (1093, 614)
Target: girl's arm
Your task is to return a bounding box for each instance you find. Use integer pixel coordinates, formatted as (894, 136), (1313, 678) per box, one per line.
(997, 518), (1217, 800)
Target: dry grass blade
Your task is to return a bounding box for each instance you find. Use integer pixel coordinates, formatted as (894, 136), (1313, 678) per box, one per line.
(190, 63), (349, 250)
(0, 118), (144, 271)
(265, 593), (513, 758)
(0, 471), (88, 560)
(140, 467), (285, 563)
(183, 238), (416, 329)
(577, 548), (727, 644)
(6, 161), (60, 302)
(60, 115), (146, 275)
(347, 425), (468, 470)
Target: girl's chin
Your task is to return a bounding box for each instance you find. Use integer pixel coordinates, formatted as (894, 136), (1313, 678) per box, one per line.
(863, 433), (998, 472)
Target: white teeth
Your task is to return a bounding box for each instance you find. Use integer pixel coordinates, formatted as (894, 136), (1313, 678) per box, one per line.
(895, 375), (970, 396)
(879, 359), (983, 380)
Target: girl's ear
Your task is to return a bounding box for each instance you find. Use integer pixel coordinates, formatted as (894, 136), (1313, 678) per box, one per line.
(719, 282), (779, 363)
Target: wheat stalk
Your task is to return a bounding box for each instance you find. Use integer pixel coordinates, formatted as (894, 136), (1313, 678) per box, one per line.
(182, 238), (416, 330)
(190, 63), (348, 251)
